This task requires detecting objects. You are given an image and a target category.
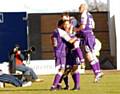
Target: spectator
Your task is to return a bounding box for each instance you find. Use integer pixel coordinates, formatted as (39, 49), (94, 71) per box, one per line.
(0, 69), (32, 88)
(9, 44), (43, 82)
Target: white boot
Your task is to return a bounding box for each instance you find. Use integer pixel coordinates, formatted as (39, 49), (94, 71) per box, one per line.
(94, 72), (104, 83)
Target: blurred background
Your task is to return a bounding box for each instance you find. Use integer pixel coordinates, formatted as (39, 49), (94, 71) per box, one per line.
(0, 0), (119, 71)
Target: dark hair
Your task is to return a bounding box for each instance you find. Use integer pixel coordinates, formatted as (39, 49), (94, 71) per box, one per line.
(57, 19), (64, 27)
(57, 19), (70, 27)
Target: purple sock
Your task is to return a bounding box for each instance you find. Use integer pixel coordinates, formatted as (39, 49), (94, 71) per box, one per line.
(75, 72), (80, 88)
(72, 72), (80, 88)
(95, 60), (101, 73)
(74, 48), (84, 61)
(53, 73), (62, 87)
(90, 60), (99, 76)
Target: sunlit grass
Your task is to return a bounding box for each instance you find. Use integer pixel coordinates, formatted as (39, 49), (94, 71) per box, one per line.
(0, 70), (120, 94)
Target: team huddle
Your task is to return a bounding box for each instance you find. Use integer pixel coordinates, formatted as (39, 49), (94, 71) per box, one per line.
(50, 3), (104, 91)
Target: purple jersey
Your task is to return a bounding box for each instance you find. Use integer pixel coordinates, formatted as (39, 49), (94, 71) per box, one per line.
(81, 13), (94, 30)
(80, 12), (94, 35)
(51, 28), (66, 58)
(79, 12), (95, 51)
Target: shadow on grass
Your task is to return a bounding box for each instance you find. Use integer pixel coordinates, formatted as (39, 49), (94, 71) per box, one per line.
(0, 88), (50, 92)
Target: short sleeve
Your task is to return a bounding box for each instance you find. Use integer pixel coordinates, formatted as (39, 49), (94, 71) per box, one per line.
(81, 12), (87, 25)
(57, 28), (71, 41)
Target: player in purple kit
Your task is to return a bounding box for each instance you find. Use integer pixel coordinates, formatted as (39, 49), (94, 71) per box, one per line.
(76, 3), (103, 82)
(61, 12), (85, 69)
(57, 20), (81, 90)
(50, 20), (67, 91)
(50, 19), (84, 90)
(58, 47), (81, 90)
(67, 48), (80, 90)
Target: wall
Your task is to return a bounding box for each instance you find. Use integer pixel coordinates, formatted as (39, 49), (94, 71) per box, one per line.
(108, 0), (120, 70)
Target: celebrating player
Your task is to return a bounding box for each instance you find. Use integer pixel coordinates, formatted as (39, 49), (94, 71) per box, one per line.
(57, 20), (81, 90)
(76, 3), (103, 82)
(50, 19), (84, 90)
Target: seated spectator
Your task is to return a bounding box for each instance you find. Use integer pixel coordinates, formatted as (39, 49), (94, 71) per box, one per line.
(9, 44), (43, 82)
(0, 69), (32, 88)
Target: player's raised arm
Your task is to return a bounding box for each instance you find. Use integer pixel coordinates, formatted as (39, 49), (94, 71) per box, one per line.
(57, 28), (77, 44)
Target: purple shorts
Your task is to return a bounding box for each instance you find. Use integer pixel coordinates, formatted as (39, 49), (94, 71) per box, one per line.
(55, 56), (66, 69)
(84, 35), (95, 51)
(81, 30), (95, 52)
(66, 49), (78, 68)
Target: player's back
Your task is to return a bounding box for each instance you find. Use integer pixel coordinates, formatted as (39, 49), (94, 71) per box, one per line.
(51, 29), (66, 57)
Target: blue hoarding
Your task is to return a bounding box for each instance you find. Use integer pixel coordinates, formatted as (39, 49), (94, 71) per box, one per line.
(0, 12), (27, 62)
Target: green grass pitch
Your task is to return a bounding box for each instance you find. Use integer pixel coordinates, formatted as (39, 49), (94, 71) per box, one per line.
(0, 70), (120, 94)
